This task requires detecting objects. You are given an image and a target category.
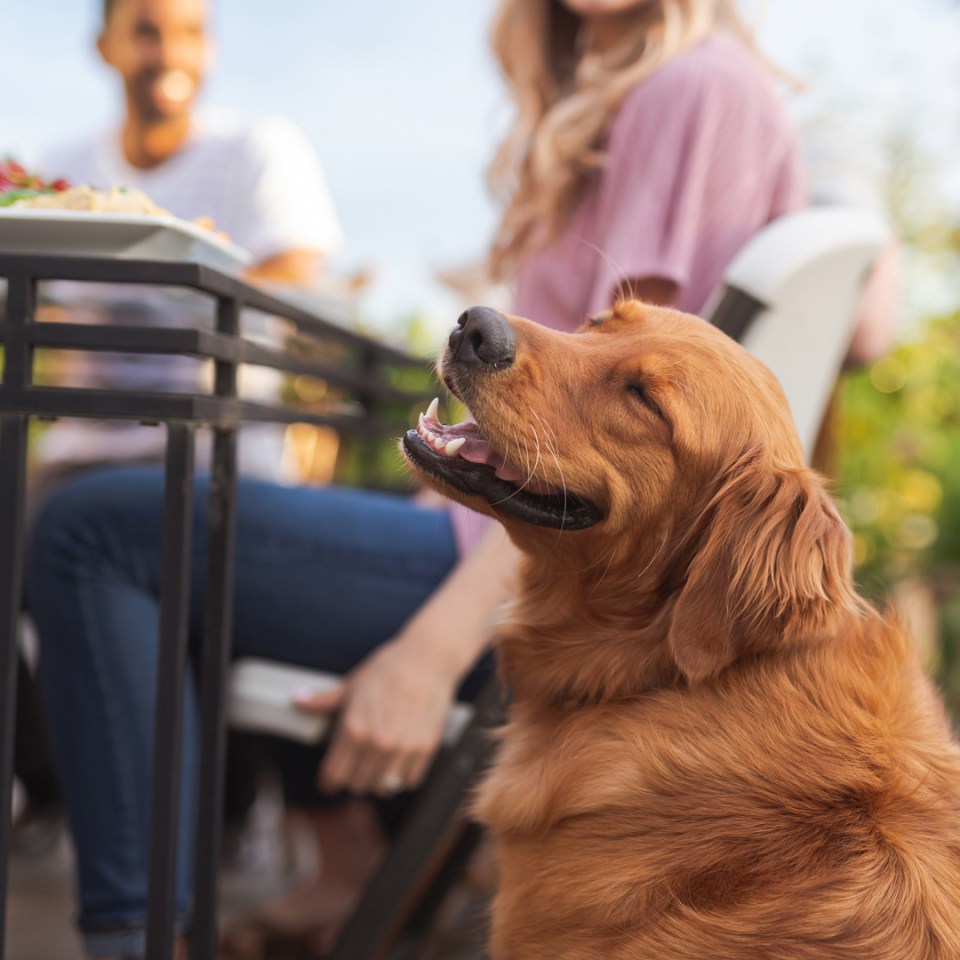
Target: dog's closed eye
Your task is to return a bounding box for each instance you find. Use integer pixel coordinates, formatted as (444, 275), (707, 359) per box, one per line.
(626, 380), (666, 422)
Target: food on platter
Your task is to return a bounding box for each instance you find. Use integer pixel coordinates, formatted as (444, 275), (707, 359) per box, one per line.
(0, 159), (70, 207)
(0, 160), (233, 253)
(12, 184), (172, 217)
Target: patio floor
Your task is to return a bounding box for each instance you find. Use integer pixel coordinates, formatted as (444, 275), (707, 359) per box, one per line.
(8, 831), (83, 960)
(5, 785), (490, 960)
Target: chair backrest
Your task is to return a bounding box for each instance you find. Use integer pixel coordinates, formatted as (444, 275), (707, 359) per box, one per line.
(706, 206), (891, 460)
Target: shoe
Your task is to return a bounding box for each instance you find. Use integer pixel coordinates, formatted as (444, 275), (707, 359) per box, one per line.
(219, 919), (325, 960)
(10, 801), (64, 858)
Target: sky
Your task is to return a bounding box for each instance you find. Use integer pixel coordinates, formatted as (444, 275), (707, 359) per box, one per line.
(4, 0), (960, 340)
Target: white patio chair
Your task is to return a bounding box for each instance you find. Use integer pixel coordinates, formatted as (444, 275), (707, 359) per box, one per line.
(706, 205), (892, 459)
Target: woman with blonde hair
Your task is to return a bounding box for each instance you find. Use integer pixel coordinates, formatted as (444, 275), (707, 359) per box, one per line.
(488, 0), (803, 319)
(446, 0), (805, 550)
(26, 1), (807, 956)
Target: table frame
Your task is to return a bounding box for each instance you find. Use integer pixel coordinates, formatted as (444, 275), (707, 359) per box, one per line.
(0, 252), (430, 960)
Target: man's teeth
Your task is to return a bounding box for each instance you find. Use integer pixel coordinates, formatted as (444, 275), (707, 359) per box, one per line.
(157, 69), (195, 103)
(417, 398), (466, 458)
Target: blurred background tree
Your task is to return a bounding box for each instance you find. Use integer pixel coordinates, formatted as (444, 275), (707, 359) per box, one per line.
(833, 132), (960, 716)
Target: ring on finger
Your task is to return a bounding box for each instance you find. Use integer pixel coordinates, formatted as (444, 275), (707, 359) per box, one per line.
(379, 772), (404, 794)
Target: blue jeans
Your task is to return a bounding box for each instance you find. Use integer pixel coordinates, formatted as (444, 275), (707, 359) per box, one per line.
(25, 467), (460, 957)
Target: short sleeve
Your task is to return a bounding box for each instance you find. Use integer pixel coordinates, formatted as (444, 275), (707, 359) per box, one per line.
(586, 42), (800, 313)
(229, 117), (345, 261)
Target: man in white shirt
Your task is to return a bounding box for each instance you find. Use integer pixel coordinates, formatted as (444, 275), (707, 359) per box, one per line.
(30, 0), (344, 483)
(30, 0), (348, 518)
(45, 0), (343, 281)
(14, 0), (344, 929)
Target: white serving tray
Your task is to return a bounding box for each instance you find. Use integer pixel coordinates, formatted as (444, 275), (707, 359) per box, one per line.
(0, 209), (252, 273)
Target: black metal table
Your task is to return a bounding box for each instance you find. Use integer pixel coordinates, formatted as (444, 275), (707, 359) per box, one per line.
(0, 251), (433, 960)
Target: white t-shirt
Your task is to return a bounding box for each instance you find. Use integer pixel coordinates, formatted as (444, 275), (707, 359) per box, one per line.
(39, 111), (344, 260)
(32, 113), (344, 482)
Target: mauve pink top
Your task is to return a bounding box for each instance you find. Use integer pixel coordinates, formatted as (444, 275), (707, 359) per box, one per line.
(450, 30), (808, 553)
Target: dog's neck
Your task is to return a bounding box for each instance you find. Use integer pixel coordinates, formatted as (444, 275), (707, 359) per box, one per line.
(496, 544), (683, 707)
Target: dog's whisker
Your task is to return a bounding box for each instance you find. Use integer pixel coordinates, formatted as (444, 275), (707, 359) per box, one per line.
(584, 544), (619, 592)
(487, 418), (545, 507)
(633, 529), (669, 582)
(524, 409), (574, 548)
(571, 234), (632, 306)
(668, 373), (707, 422)
(529, 408), (565, 493)
(519, 416), (542, 485)
(528, 407), (572, 536)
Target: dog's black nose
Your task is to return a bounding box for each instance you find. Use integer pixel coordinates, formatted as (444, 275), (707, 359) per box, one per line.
(448, 306), (516, 368)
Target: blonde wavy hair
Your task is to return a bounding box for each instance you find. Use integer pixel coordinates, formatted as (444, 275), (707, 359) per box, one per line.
(488, 0), (759, 279)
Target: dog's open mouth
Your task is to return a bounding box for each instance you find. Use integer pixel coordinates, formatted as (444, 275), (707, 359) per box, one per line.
(402, 399), (604, 530)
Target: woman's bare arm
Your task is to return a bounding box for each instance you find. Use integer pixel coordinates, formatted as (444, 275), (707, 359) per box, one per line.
(296, 522), (519, 795)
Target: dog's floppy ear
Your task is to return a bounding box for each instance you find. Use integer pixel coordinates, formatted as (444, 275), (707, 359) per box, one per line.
(668, 455), (853, 684)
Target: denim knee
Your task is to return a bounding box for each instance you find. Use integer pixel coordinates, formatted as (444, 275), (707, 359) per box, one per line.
(25, 467), (164, 612)
(26, 476), (95, 604)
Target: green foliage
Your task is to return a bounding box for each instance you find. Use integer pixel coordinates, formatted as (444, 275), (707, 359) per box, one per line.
(828, 124), (960, 710)
(835, 310), (960, 591)
(834, 310), (960, 708)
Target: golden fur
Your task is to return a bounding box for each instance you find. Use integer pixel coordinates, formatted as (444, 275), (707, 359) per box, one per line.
(407, 301), (960, 959)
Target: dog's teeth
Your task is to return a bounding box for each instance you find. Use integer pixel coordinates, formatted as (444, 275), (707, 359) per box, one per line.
(426, 397), (440, 422)
(431, 436), (446, 452)
(444, 437), (466, 457)
(417, 416), (428, 438)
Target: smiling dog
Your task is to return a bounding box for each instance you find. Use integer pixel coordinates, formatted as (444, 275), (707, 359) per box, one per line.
(403, 301), (960, 960)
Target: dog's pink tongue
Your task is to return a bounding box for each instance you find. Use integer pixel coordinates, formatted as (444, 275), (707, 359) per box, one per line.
(458, 439), (523, 482)
(431, 415), (529, 485)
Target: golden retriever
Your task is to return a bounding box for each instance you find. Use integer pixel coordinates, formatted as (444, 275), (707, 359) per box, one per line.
(402, 301), (960, 960)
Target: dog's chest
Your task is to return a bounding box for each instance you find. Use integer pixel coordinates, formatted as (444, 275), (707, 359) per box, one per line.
(475, 712), (651, 836)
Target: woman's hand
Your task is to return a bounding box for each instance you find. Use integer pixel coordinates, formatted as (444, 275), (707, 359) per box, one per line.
(294, 638), (459, 797)
(295, 522), (520, 799)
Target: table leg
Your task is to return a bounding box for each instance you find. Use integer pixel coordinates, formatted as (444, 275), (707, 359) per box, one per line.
(146, 422), (196, 960)
(0, 412), (29, 955)
(190, 426), (238, 960)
